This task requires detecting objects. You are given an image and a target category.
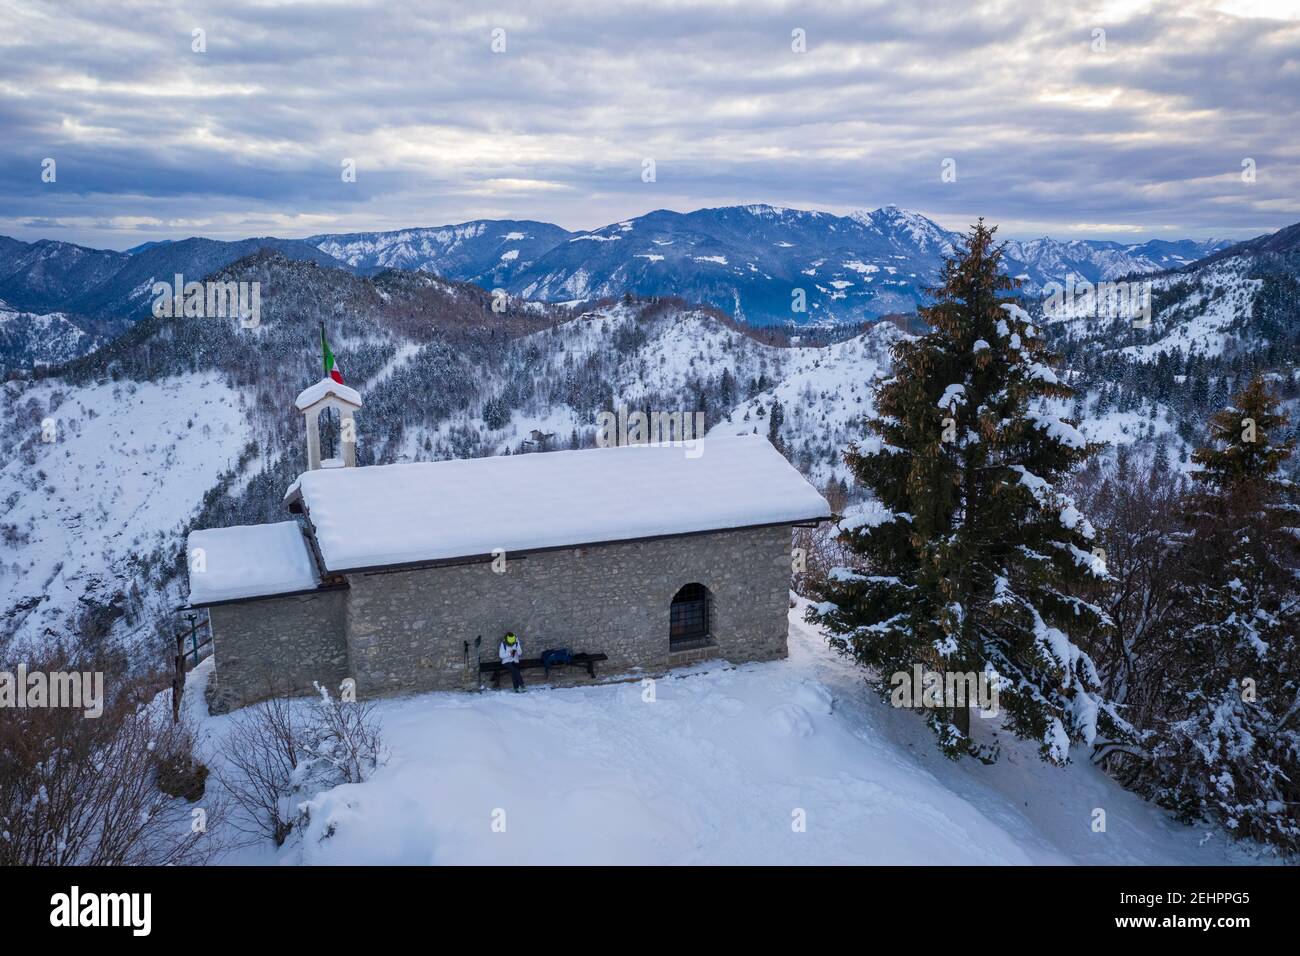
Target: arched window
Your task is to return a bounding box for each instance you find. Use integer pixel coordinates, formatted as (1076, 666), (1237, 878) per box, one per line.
(670, 583), (711, 648)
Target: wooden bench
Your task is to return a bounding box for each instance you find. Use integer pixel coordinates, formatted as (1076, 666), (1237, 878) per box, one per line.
(479, 652), (609, 687)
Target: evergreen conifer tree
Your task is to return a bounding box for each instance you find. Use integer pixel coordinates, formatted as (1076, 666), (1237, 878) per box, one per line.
(810, 221), (1123, 763)
(767, 398), (785, 454)
(1189, 375), (1294, 494)
(1141, 375), (1300, 849)
(720, 368), (735, 409)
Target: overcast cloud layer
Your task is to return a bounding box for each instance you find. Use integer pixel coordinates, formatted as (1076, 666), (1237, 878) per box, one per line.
(1, 0), (1297, 249)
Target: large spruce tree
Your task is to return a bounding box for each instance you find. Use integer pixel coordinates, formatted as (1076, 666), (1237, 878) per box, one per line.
(811, 221), (1122, 763)
(1141, 376), (1300, 850)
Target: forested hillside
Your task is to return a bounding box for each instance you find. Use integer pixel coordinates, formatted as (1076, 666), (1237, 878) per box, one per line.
(2, 220), (1296, 680)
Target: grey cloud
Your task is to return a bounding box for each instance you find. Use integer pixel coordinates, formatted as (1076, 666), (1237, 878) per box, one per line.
(0, 0), (1295, 248)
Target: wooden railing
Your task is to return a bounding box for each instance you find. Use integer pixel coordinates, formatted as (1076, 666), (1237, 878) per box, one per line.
(170, 612), (212, 723)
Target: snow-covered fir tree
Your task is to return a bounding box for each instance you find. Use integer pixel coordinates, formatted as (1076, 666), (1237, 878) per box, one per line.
(767, 397), (786, 455)
(1137, 375), (1300, 850)
(810, 221), (1125, 763)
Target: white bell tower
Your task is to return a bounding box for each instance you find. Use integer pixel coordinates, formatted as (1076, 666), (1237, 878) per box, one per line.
(294, 378), (363, 470)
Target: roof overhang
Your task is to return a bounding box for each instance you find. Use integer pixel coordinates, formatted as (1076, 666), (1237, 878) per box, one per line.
(180, 581), (349, 611)
(322, 514), (832, 577)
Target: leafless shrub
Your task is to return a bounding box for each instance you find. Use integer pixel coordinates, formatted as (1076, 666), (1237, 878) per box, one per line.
(217, 690), (307, 847)
(0, 654), (221, 866)
(155, 723), (210, 802)
(792, 481), (853, 597)
(217, 681), (386, 848)
(300, 682), (387, 787)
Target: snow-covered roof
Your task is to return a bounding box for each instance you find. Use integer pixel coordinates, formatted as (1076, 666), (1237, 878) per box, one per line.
(186, 521), (321, 605)
(294, 378), (363, 411)
(287, 435), (830, 573)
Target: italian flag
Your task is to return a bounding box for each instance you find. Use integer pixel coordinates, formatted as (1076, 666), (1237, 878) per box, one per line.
(320, 324), (344, 384)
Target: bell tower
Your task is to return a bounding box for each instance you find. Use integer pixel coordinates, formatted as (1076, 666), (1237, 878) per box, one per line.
(294, 378), (363, 470)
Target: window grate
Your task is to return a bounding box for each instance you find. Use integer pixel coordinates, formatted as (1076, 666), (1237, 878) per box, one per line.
(670, 583), (710, 647)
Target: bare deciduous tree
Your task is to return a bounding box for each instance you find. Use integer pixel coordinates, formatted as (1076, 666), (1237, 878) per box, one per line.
(1071, 463), (1189, 748)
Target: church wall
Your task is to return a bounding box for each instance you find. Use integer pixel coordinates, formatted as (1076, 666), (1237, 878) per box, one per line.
(205, 588), (349, 713)
(343, 524), (794, 697)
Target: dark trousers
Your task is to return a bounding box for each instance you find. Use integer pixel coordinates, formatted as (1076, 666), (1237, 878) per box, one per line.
(504, 661), (524, 689)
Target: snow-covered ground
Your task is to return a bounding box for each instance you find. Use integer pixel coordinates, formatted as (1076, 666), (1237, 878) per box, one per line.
(0, 374), (251, 651)
(393, 304), (897, 488)
(192, 599), (1267, 866)
(0, 300), (99, 372)
(1041, 258), (1261, 361)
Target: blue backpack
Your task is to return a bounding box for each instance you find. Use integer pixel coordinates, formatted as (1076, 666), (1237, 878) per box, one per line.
(540, 648), (573, 676)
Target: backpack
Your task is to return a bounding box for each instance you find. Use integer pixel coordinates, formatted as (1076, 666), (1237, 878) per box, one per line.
(540, 648), (573, 676)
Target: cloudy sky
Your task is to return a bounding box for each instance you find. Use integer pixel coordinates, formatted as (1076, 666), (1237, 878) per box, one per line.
(1, 0), (1297, 249)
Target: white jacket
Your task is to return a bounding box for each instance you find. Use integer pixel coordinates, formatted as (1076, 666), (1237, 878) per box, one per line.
(499, 639), (522, 664)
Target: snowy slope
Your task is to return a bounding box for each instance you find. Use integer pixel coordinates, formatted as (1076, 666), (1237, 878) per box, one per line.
(710, 323), (900, 485)
(0, 300), (100, 373)
(311, 220), (572, 287)
(189, 600), (1263, 865)
(1042, 257), (1262, 361)
(0, 374), (251, 652)
(394, 303), (896, 491)
(1031, 241), (1298, 475)
(385, 303), (772, 460)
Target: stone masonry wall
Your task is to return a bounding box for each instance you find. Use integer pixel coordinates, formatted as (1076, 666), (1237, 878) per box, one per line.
(345, 524), (794, 697)
(208, 524), (796, 710)
(205, 589), (349, 713)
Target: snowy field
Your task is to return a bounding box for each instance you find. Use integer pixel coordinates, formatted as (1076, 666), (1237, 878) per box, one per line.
(0, 374), (251, 651)
(193, 600), (1269, 866)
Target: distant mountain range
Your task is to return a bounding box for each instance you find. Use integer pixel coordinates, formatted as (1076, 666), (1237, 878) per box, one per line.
(0, 236), (348, 328)
(308, 205), (1232, 325)
(0, 205), (1245, 356)
(311, 220), (571, 288)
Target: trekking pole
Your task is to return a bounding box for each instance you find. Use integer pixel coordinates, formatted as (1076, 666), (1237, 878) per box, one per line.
(475, 635), (483, 692)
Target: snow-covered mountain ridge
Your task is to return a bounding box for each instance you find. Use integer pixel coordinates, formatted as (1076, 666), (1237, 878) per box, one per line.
(0, 206), (1238, 362)
(309, 205), (1231, 326)
(0, 299), (100, 375)
(311, 219), (572, 289)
